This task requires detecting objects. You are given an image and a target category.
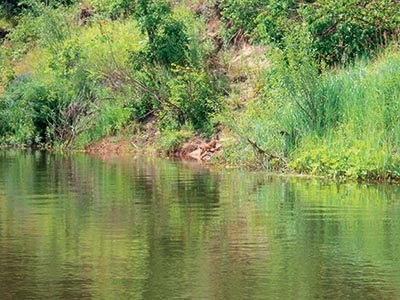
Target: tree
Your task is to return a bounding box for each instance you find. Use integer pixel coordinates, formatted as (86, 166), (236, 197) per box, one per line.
(0, 0), (78, 18)
(132, 0), (189, 66)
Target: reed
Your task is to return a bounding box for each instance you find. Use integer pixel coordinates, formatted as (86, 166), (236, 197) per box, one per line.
(290, 49), (400, 180)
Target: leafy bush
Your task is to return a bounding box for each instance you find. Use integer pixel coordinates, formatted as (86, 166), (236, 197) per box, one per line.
(1, 0), (80, 20)
(127, 1), (223, 136)
(0, 79), (37, 146)
(257, 0), (400, 66)
(157, 127), (193, 155)
(0, 72), (100, 148)
(132, 0), (189, 67)
(290, 137), (399, 181)
(90, 0), (135, 18)
(220, 0), (265, 44)
(256, 0), (301, 46)
(299, 1), (400, 65)
(0, 3), (100, 148)
(167, 65), (222, 132)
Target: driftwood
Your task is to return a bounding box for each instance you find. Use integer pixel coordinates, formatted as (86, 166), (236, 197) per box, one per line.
(246, 138), (278, 162)
(246, 138), (288, 170)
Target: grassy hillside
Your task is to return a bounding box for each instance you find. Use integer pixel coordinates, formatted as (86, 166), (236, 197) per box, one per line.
(224, 48), (400, 181)
(0, 0), (399, 181)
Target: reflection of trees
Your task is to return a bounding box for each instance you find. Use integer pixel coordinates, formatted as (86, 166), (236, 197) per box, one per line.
(1, 152), (400, 299)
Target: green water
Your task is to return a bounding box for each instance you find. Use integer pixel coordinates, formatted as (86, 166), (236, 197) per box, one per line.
(1, 151), (400, 300)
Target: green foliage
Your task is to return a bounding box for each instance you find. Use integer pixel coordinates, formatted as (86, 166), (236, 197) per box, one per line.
(173, 5), (214, 68)
(229, 25), (400, 179)
(157, 126), (193, 155)
(77, 93), (132, 147)
(0, 3), (100, 148)
(4, 0), (73, 59)
(227, 27), (327, 165)
(0, 72), (99, 148)
(290, 141), (399, 181)
(5, 14), (41, 59)
(90, 0), (134, 18)
(48, 38), (85, 78)
(0, 79), (37, 145)
(0, 49), (15, 87)
(0, 0), (21, 18)
(220, 0), (265, 44)
(167, 65), (222, 132)
(0, 0), (79, 18)
(257, 0), (400, 66)
(300, 1), (400, 65)
(289, 50), (400, 180)
(127, 63), (223, 135)
(132, 0), (189, 67)
(127, 2), (223, 136)
(256, 0), (301, 46)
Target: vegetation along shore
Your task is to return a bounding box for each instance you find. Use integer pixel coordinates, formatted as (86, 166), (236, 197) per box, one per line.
(0, 0), (399, 181)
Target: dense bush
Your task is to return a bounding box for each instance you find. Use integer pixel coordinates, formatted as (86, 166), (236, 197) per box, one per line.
(256, 0), (302, 45)
(300, 1), (400, 65)
(220, 0), (265, 44)
(257, 0), (400, 65)
(131, 0), (189, 67)
(127, 1), (223, 135)
(220, 0), (399, 65)
(90, 0), (134, 18)
(0, 0), (79, 18)
(167, 65), (222, 133)
(0, 78), (37, 146)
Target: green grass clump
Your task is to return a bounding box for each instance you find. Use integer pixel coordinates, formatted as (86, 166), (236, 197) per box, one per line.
(289, 49), (400, 180)
(227, 34), (400, 180)
(157, 126), (193, 155)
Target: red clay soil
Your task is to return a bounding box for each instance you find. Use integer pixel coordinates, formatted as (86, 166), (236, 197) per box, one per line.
(85, 136), (135, 155)
(85, 134), (223, 163)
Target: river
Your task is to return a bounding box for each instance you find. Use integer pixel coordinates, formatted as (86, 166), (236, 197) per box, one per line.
(0, 151), (400, 299)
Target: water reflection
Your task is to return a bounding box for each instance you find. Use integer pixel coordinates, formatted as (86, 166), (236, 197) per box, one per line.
(0, 151), (400, 299)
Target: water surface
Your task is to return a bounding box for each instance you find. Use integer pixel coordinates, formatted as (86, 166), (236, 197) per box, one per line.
(1, 151), (400, 299)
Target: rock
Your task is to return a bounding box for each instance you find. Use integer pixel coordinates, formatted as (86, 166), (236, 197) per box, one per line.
(188, 148), (202, 161)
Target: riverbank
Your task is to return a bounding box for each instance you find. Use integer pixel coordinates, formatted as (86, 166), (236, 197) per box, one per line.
(1, 0), (399, 182)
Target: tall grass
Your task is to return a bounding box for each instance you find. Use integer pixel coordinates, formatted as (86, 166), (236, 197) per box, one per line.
(225, 31), (400, 180)
(290, 49), (400, 180)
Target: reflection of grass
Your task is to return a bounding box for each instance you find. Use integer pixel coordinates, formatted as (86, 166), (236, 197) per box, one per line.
(1, 151), (400, 298)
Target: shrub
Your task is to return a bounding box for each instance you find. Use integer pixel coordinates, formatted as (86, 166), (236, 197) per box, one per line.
(255, 1), (300, 57)
(157, 127), (193, 155)
(127, 2), (223, 136)
(220, 0), (266, 44)
(132, 0), (189, 67)
(299, 1), (400, 65)
(167, 65), (222, 133)
(0, 79), (37, 146)
(257, 0), (400, 66)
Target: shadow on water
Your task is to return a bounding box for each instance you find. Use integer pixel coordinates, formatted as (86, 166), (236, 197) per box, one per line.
(0, 150), (400, 299)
